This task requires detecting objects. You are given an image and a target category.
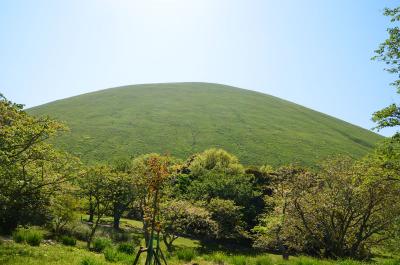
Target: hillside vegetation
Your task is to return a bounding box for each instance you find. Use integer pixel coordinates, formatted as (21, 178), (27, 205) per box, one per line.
(2, 89), (400, 264)
(28, 82), (382, 165)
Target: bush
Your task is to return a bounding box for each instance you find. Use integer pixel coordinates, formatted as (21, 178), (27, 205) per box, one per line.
(12, 228), (26, 243)
(104, 247), (120, 262)
(110, 230), (132, 242)
(92, 237), (112, 253)
(67, 222), (91, 241)
(80, 256), (104, 265)
(25, 230), (43, 246)
(118, 242), (135, 254)
(12, 227), (43, 246)
(60, 235), (76, 246)
(175, 248), (197, 262)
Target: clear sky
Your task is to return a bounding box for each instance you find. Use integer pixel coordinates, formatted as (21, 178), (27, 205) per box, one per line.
(1, 0), (399, 136)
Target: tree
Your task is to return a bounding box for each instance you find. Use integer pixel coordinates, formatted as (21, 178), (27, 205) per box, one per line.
(254, 157), (400, 260)
(372, 7), (400, 130)
(79, 165), (114, 248)
(49, 184), (79, 237)
(188, 148), (245, 177)
(366, 133), (400, 181)
(109, 160), (136, 230)
(0, 94), (80, 233)
(179, 149), (257, 229)
(129, 154), (171, 245)
(253, 165), (309, 260)
(160, 200), (217, 251)
(205, 198), (247, 242)
(186, 171), (255, 208)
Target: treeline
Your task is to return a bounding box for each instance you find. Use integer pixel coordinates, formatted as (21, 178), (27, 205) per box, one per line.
(1, 94), (400, 260)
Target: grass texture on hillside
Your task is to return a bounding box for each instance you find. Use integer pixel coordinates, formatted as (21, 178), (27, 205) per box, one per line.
(28, 82), (383, 165)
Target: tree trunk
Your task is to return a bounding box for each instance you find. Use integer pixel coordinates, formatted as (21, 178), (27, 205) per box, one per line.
(113, 210), (121, 230)
(281, 244), (289, 260)
(163, 235), (173, 252)
(87, 215), (101, 249)
(88, 196), (94, 223)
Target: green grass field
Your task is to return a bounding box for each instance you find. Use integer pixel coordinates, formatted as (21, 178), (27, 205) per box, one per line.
(1, 215), (398, 265)
(28, 82), (383, 166)
(1, 240), (399, 265)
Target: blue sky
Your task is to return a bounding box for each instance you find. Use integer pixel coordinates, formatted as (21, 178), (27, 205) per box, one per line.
(1, 0), (399, 136)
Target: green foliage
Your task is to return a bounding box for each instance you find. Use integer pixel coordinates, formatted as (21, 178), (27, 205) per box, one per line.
(12, 227), (43, 246)
(27, 83), (382, 166)
(0, 241), (108, 265)
(92, 237), (112, 253)
(103, 247), (119, 262)
(12, 229), (26, 243)
(79, 165), (115, 248)
(231, 255), (247, 265)
(0, 95), (80, 233)
(67, 222), (92, 241)
(186, 171), (255, 205)
(372, 7), (400, 130)
(60, 235), (76, 246)
(189, 148), (244, 177)
(161, 200), (218, 250)
(177, 149), (260, 233)
(175, 248), (198, 261)
(117, 242), (135, 254)
(25, 231), (43, 246)
(254, 157), (400, 259)
(129, 153), (171, 245)
(2, 240), (400, 265)
(367, 133), (400, 181)
(205, 251), (227, 264)
(49, 187), (79, 236)
(206, 198), (247, 240)
(107, 167), (135, 230)
(110, 230), (133, 243)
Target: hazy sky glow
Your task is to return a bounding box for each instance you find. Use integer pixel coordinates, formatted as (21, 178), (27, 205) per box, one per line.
(1, 0), (399, 136)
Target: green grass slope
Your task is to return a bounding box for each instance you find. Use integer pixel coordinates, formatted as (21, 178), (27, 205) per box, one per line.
(28, 82), (383, 166)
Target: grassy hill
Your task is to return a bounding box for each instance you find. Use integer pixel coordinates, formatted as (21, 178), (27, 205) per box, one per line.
(28, 82), (383, 166)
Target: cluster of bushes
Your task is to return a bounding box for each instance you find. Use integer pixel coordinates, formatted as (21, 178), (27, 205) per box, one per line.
(90, 237), (137, 263)
(60, 235), (77, 246)
(12, 227), (44, 246)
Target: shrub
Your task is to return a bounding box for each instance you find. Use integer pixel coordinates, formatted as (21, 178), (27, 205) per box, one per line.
(12, 227), (43, 246)
(25, 230), (43, 246)
(118, 242), (135, 254)
(12, 228), (27, 243)
(67, 222), (91, 241)
(175, 248), (197, 262)
(80, 257), (104, 265)
(104, 247), (120, 262)
(60, 235), (77, 246)
(92, 237), (112, 252)
(110, 230), (131, 242)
